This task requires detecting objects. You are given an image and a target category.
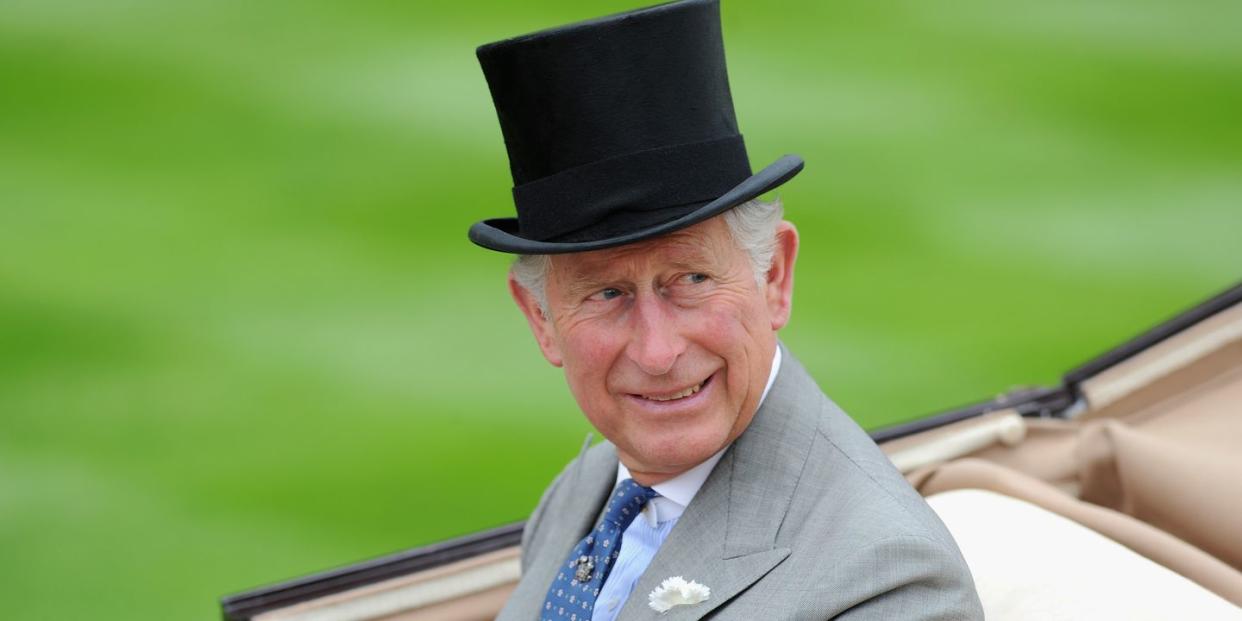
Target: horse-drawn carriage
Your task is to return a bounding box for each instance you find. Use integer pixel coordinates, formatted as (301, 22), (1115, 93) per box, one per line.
(222, 282), (1242, 620)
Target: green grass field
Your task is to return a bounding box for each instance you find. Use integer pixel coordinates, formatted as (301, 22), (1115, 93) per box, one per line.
(2, 0), (1239, 617)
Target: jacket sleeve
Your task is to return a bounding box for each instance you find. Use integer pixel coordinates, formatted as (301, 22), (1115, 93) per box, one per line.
(831, 535), (984, 620)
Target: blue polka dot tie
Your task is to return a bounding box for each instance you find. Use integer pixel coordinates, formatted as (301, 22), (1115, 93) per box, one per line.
(541, 478), (657, 621)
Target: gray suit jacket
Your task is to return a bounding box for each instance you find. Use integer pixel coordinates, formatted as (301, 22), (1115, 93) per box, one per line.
(498, 347), (983, 620)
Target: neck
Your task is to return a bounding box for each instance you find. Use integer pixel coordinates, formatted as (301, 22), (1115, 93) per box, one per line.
(624, 466), (681, 487)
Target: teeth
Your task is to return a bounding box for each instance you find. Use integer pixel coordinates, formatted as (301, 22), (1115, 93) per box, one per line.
(642, 381), (703, 402)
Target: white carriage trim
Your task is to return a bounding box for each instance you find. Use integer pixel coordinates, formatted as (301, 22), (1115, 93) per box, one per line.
(255, 547), (521, 621)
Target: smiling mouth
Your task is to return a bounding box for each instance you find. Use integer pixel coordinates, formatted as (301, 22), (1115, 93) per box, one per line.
(635, 375), (711, 402)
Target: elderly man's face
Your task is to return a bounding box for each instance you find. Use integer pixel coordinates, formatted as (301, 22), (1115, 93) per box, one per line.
(510, 215), (798, 484)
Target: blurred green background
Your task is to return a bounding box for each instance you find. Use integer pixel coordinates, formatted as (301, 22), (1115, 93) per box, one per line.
(2, 0), (1239, 617)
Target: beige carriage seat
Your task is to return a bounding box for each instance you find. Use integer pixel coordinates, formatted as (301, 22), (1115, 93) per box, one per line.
(1076, 419), (1242, 570)
(890, 310), (1242, 607)
(926, 489), (1242, 620)
(912, 456), (1242, 607)
(899, 382), (1242, 605)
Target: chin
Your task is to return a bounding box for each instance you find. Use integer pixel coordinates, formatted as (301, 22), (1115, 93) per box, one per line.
(625, 427), (730, 474)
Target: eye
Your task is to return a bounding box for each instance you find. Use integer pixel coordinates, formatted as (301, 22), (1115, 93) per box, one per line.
(589, 287), (624, 302)
(685, 272), (709, 284)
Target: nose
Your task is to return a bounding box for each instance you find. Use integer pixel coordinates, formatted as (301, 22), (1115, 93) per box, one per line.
(625, 291), (686, 376)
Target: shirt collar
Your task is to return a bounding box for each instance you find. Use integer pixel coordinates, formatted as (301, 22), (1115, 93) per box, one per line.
(615, 346), (783, 526)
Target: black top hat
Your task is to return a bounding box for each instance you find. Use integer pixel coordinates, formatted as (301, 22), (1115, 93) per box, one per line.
(469, 0), (803, 254)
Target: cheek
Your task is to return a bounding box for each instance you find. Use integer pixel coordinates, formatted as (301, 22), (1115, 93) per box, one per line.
(696, 297), (765, 351)
(559, 324), (623, 376)
(557, 325), (627, 409)
(696, 297), (773, 394)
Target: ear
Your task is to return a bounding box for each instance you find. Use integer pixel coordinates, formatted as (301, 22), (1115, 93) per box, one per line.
(508, 272), (564, 367)
(764, 221), (799, 331)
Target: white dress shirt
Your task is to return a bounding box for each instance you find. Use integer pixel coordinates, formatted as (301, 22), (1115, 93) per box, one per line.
(592, 347), (782, 620)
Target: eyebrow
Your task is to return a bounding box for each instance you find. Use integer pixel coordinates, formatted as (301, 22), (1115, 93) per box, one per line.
(560, 275), (617, 299)
(552, 235), (722, 296)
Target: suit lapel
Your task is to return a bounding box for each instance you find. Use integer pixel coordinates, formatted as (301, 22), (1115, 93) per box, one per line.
(618, 345), (821, 620)
(508, 436), (618, 619)
(617, 449), (791, 621)
(562, 436), (620, 550)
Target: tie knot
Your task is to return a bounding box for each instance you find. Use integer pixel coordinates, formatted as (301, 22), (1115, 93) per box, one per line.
(602, 478), (657, 530)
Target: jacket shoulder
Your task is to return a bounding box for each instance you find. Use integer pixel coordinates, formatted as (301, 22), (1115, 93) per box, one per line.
(813, 395), (961, 548)
(749, 391), (983, 617)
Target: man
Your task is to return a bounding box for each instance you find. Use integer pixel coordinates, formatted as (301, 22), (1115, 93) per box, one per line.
(469, 1), (984, 618)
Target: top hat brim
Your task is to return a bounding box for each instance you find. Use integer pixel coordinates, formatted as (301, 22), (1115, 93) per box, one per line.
(469, 154), (803, 255)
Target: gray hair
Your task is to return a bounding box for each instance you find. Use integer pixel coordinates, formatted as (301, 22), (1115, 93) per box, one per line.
(512, 196), (785, 313)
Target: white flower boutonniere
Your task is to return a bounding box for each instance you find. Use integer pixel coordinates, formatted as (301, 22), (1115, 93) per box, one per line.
(648, 576), (711, 613)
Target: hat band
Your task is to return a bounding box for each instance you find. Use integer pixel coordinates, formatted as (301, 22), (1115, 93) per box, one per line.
(512, 135), (752, 242)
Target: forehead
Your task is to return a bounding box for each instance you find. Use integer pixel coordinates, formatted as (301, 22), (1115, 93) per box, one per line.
(550, 217), (737, 282)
